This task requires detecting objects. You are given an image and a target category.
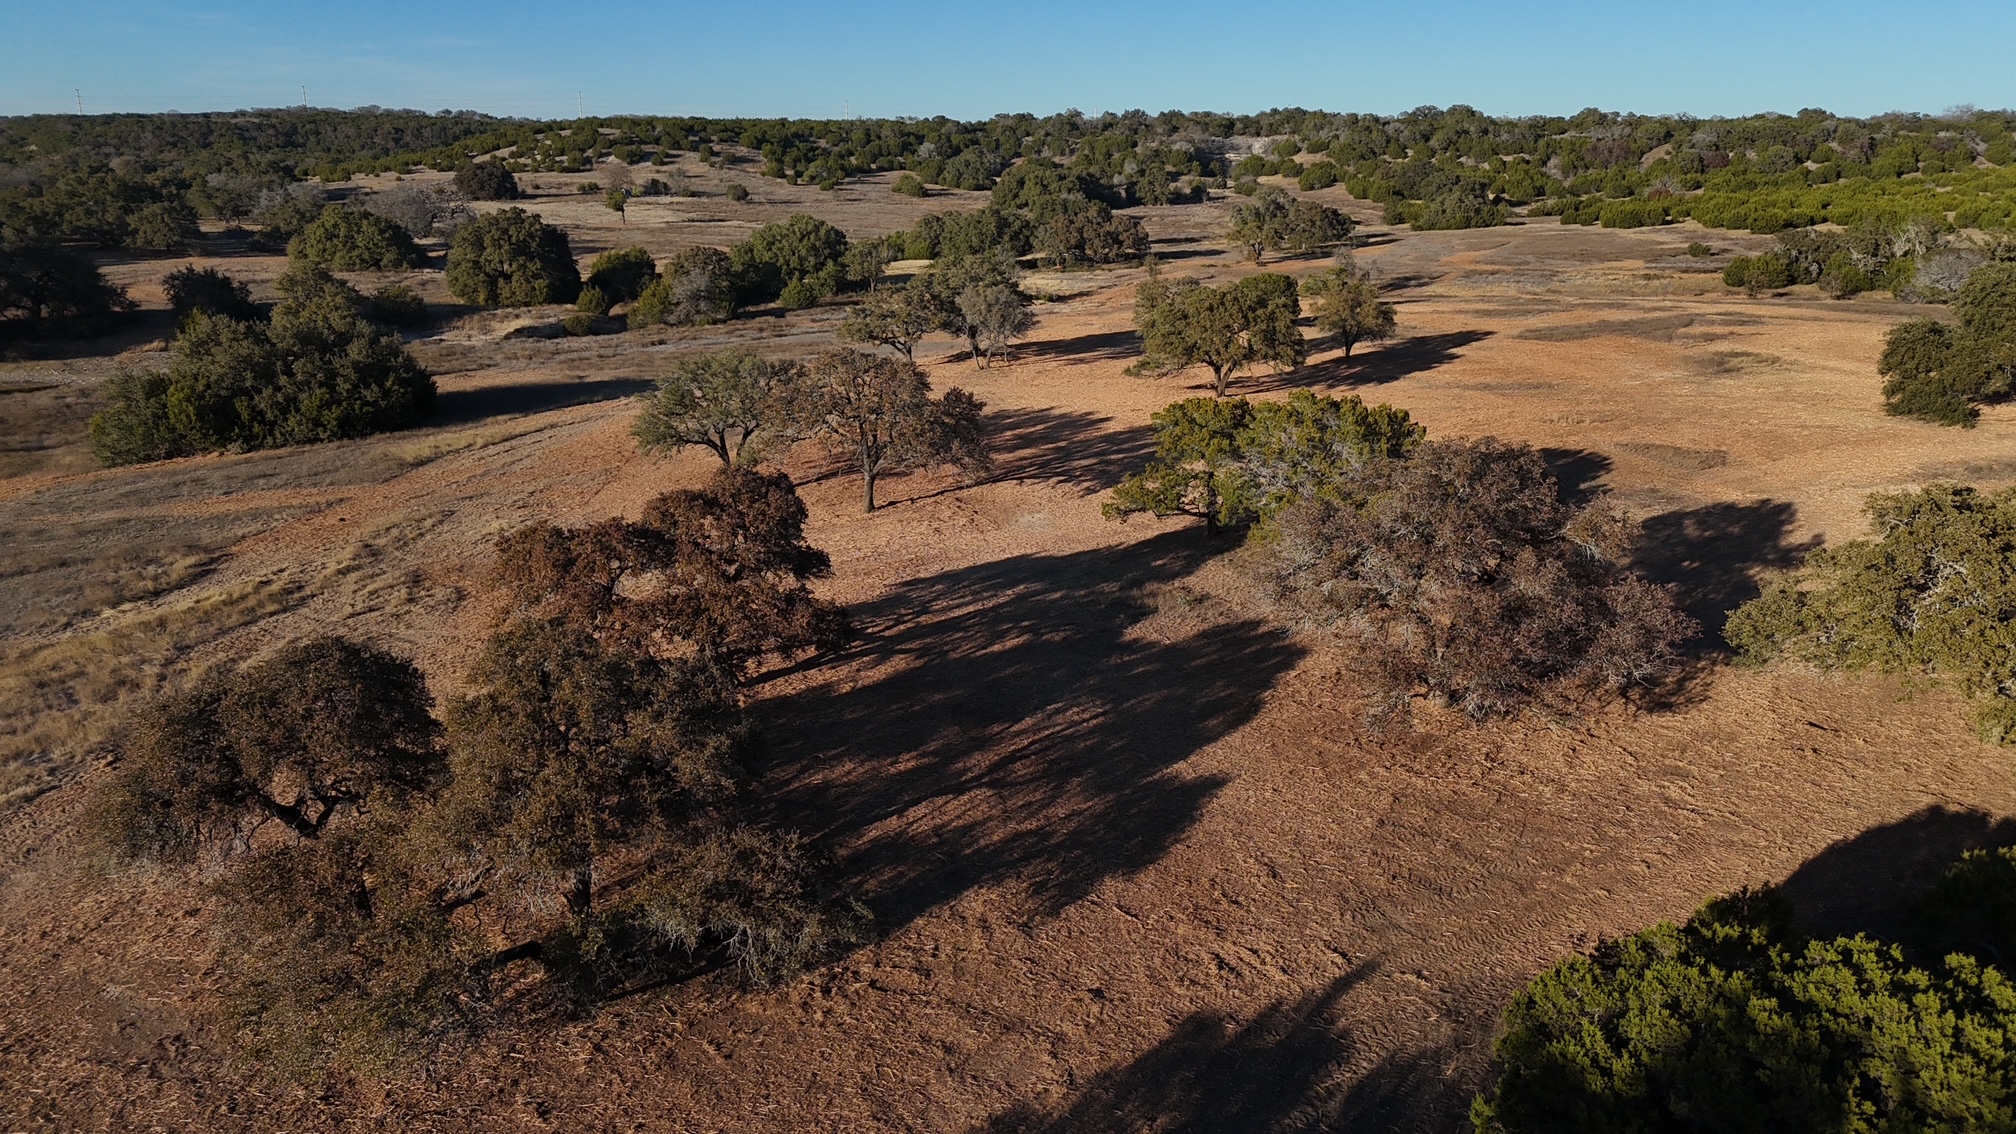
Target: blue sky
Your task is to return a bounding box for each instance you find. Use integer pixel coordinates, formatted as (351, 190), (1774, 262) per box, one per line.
(3, 0), (2011, 121)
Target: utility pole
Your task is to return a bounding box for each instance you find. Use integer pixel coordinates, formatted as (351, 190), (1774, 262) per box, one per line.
(301, 85), (308, 108)
(74, 89), (83, 114)
(578, 91), (583, 116)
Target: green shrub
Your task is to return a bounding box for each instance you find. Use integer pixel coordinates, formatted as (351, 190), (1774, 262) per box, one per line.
(729, 214), (850, 306)
(561, 311), (596, 336)
(87, 280), (434, 465)
(1726, 483), (2016, 740)
(1722, 252), (1796, 294)
(1686, 240), (1712, 256)
(368, 284), (426, 327)
(630, 246), (736, 329)
(1872, 265), (2016, 422)
(584, 246), (656, 305)
(445, 207), (581, 307)
(288, 206), (426, 270)
(576, 284), (612, 316)
(725, 182), (750, 202)
(1296, 161), (1341, 191)
(892, 172), (926, 197)
(1597, 198), (1668, 228)
(162, 266), (258, 322)
(453, 161), (520, 201)
(1472, 886), (2016, 1134)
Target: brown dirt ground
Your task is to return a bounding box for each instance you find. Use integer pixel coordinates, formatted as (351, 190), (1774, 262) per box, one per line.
(4, 196), (2015, 1132)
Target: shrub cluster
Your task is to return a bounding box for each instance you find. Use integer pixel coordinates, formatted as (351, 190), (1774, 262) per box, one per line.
(1228, 186), (1353, 262)
(1474, 866), (2016, 1133)
(445, 207), (581, 306)
(91, 469), (865, 1072)
(1728, 483), (2016, 740)
(1875, 263), (2016, 423)
(287, 205), (427, 270)
(630, 246), (736, 328)
(453, 160), (520, 200)
(88, 267), (434, 465)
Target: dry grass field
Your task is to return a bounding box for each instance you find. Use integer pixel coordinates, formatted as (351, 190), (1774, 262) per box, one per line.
(4, 174), (2015, 1130)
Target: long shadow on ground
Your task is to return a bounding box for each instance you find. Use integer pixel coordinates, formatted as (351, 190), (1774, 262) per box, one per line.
(429, 376), (654, 425)
(1779, 805), (2016, 947)
(755, 530), (1305, 933)
(965, 962), (1470, 1133)
(1242, 330), (1493, 393)
(1630, 499), (1820, 647)
(986, 406), (1156, 491)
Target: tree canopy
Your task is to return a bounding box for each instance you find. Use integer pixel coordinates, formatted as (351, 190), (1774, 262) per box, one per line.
(445, 207), (581, 307)
(1134, 271), (1306, 396)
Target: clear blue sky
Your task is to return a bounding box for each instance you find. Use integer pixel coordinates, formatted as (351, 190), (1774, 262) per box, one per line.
(4, 0), (2011, 122)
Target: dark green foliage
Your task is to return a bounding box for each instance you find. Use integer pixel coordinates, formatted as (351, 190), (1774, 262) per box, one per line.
(1268, 440), (1695, 720)
(725, 182), (750, 202)
(1874, 265), (2016, 424)
(1133, 271), (1306, 396)
(892, 172), (926, 197)
(728, 214), (850, 307)
(1919, 848), (2016, 966)
(162, 265), (258, 322)
(1297, 161), (1341, 191)
(1300, 268), (1397, 359)
(368, 284), (426, 327)
(1597, 199), (1669, 228)
(1036, 203), (1150, 267)
(798, 348), (991, 511)
(1726, 483), (2016, 742)
(1722, 252), (1796, 294)
(1473, 884), (2016, 1134)
(634, 348), (803, 466)
(1105, 391), (1424, 535)
(288, 205), (426, 270)
(0, 239), (133, 337)
(445, 207), (581, 307)
(87, 269), (435, 464)
(561, 311), (598, 335)
(586, 246), (657, 307)
(630, 245), (736, 329)
(453, 160), (520, 200)
(1228, 187), (1354, 261)
(1404, 185), (1509, 231)
(125, 200), (201, 251)
(89, 636), (444, 863)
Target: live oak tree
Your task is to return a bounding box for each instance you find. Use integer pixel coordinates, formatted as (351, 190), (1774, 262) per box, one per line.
(1228, 186), (1353, 263)
(288, 206), (426, 271)
(838, 279), (940, 362)
(633, 348), (802, 467)
(454, 161), (521, 201)
(91, 637), (444, 862)
(1299, 268), (1397, 359)
(957, 282), (1033, 367)
(926, 251), (1022, 363)
(1266, 439), (1694, 721)
(1134, 271), (1306, 396)
(491, 467), (848, 677)
(1105, 390), (1423, 535)
(798, 347), (990, 511)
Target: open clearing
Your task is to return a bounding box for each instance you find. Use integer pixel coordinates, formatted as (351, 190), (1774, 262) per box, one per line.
(5, 188), (2016, 1131)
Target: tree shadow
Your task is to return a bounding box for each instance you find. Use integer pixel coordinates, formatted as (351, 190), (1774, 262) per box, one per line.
(756, 531), (1306, 932)
(966, 967), (1372, 1134)
(1241, 330), (1493, 392)
(1540, 448), (1614, 507)
(428, 376), (655, 425)
(1014, 328), (1142, 363)
(1629, 499), (1819, 647)
(987, 406), (1156, 491)
(1777, 805), (2016, 946)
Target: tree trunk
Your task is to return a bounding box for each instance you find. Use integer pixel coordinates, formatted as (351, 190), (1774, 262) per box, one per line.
(863, 468), (876, 512)
(1212, 365), (1232, 398)
(567, 870), (592, 919)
